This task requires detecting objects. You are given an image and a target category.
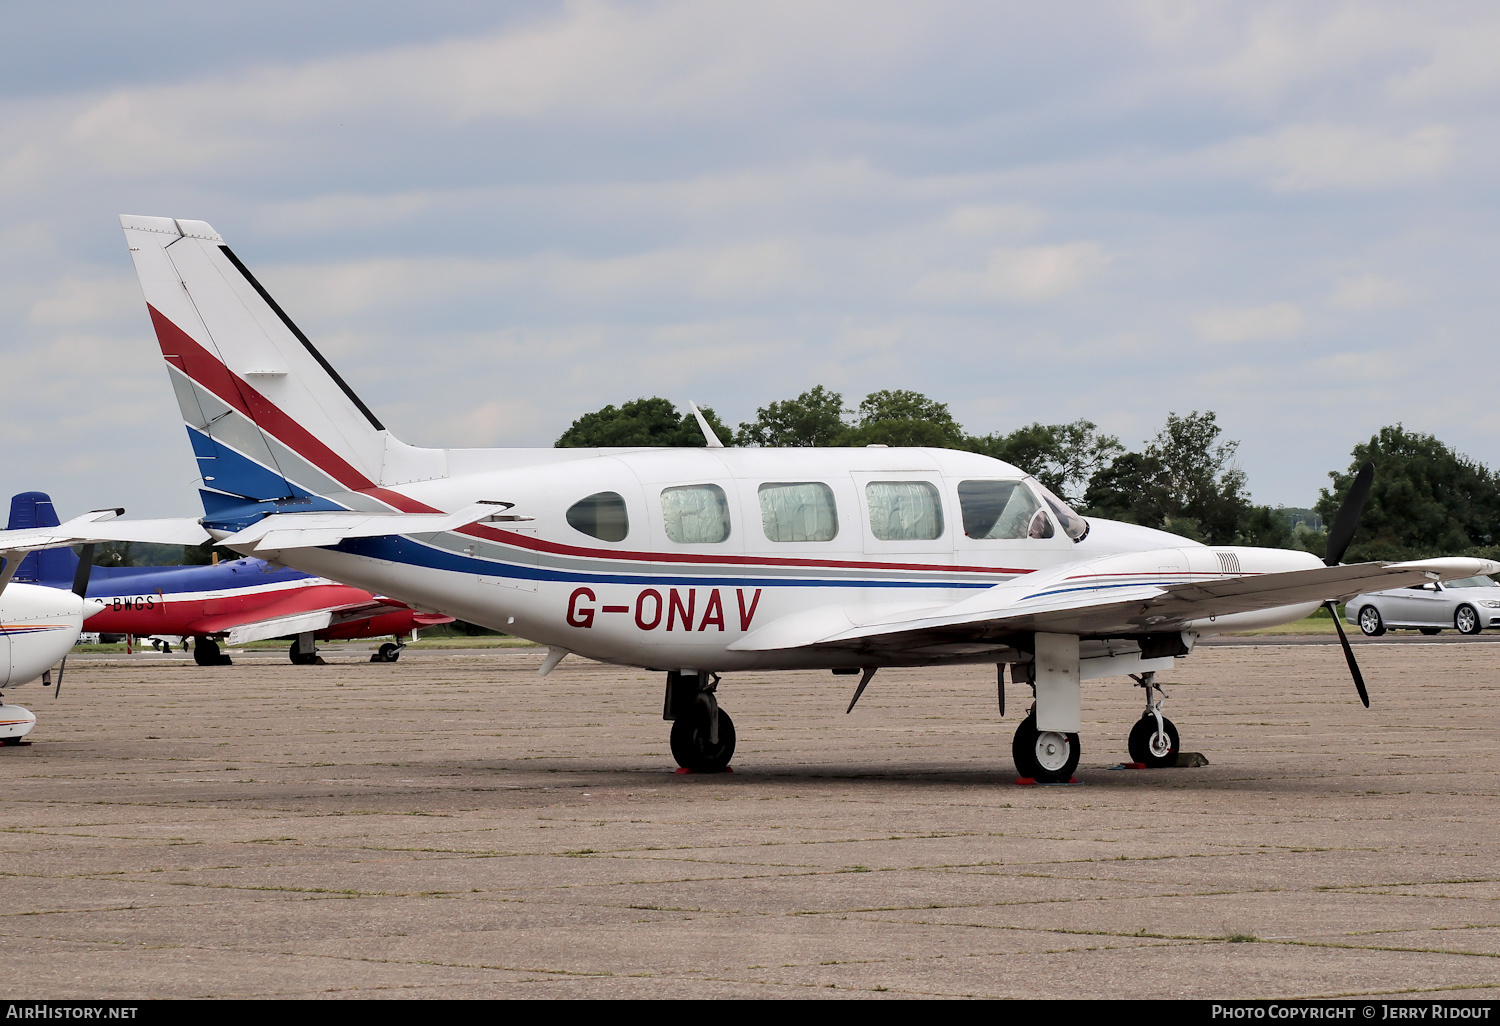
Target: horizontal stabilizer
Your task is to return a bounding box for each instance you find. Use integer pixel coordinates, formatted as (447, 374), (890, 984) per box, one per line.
(220, 501), (527, 554)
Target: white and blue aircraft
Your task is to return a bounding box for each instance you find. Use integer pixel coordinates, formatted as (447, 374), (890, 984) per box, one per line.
(0, 509), (209, 741)
(116, 214), (1500, 780)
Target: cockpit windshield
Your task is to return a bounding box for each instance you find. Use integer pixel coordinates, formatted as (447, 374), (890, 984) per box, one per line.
(1030, 480), (1089, 543)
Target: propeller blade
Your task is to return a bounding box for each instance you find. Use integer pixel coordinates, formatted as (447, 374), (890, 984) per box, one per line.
(54, 655), (66, 699)
(71, 543), (95, 598)
(1326, 600), (1369, 708)
(1324, 462), (1375, 566)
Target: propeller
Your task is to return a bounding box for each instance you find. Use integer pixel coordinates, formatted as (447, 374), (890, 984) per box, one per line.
(1322, 463), (1375, 708)
(72, 543), (95, 599)
(56, 544), (96, 700)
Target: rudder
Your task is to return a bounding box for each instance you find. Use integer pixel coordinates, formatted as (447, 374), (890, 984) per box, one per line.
(120, 216), (446, 527)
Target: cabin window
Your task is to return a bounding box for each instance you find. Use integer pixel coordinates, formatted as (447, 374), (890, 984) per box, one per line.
(565, 491), (629, 542)
(759, 482), (838, 542)
(958, 480), (1053, 540)
(866, 481), (944, 541)
(661, 484), (731, 544)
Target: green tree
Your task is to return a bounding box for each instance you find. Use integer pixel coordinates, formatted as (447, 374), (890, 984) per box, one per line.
(736, 385), (850, 446)
(1236, 505), (1295, 549)
(1082, 411), (1251, 544)
(556, 397), (733, 447)
(843, 389), (966, 447)
(1314, 425), (1500, 561)
(966, 419), (1124, 505)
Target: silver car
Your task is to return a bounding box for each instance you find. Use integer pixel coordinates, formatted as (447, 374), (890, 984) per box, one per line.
(1345, 575), (1500, 636)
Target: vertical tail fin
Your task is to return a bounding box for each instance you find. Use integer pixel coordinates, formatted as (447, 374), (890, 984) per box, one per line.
(119, 216), (446, 526)
(5, 492), (79, 585)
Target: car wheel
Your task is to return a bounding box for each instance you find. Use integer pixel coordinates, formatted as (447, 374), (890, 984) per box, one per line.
(1357, 605), (1386, 637)
(1455, 604), (1482, 636)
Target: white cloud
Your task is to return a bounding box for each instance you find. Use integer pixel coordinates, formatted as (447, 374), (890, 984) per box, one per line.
(1213, 124), (1454, 191)
(1328, 274), (1410, 311)
(912, 243), (1107, 304)
(1196, 302), (1304, 344)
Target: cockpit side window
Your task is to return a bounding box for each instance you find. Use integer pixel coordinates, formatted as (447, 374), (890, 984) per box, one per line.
(1030, 480), (1090, 542)
(958, 480), (1049, 540)
(662, 484), (731, 544)
(565, 491), (629, 542)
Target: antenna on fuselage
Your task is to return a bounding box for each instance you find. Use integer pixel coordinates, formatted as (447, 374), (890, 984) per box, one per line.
(688, 402), (725, 449)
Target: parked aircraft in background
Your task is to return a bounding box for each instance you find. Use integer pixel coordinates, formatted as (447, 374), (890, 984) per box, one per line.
(7, 492), (453, 665)
(119, 215), (1500, 780)
(0, 508), (209, 741)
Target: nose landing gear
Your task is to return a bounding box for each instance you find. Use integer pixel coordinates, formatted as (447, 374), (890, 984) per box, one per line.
(1128, 672), (1179, 768)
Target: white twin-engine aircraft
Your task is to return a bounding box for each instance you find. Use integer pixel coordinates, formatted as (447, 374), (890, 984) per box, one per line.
(118, 214), (1500, 781)
(0, 510), (210, 741)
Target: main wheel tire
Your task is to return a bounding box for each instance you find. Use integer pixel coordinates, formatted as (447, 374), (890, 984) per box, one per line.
(1012, 711), (1080, 783)
(289, 641), (320, 665)
(1455, 604), (1482, 635)
(1357, 605), (1386, 637)
(373, 642), (401, 663)
(193, 638), (232, 667)
(1128, 715), (1180, 768)
(669, 706), (736, 773)
(1419, 627), (1442, 636)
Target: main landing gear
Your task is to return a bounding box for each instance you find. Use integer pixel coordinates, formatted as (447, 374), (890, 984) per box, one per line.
(663, 670), (735, 773)
(192, 638), (233, 667)
(288, 633), (324, 666)
(1127, 671), (1179, 768)
(1012, 710), (1080, 783)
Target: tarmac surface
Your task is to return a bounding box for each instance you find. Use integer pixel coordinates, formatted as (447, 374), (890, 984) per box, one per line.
(2, 642), (1498, 999)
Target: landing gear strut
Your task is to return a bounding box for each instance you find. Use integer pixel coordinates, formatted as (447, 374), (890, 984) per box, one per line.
(664, 670), (735, 773)
(193, 637), (232, 667)
(1128, 671), (1179, 767)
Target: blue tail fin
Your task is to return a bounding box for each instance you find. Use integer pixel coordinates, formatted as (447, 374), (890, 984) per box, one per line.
(6, 491), (80, 585)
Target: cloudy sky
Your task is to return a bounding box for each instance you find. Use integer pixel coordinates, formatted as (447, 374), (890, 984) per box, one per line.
(2, 1), (1498, 518)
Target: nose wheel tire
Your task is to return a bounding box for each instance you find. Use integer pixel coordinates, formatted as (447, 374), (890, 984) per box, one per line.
(1012, 711), (1079, 783)
(670, 707), (736, 773)
(1128, 714), (1180, 768)
(1455, 605), (1482, 635)
(1357, 606), (1386, 637)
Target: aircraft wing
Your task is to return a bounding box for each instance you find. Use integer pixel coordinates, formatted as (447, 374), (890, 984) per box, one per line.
(730, 557), (1500, 655)
(190, 595), (397, 645)
(0, 510), (211, 552)
(221, 501), (527, 553)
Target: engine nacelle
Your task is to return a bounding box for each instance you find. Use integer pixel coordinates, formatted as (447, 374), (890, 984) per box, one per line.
(1, 583), (97, 688)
